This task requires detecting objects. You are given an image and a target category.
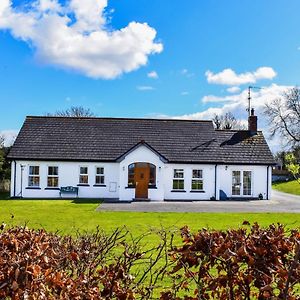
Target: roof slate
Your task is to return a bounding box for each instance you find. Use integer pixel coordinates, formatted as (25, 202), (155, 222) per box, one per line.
(8, 116), (275, 165)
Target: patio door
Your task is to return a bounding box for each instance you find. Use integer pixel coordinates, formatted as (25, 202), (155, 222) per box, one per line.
(232, 171), (252, 196)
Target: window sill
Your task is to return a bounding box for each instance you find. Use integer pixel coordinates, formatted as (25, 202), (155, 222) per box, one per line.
(45, 187), (60, 190)
(93, 184), (106, 187)
(171, 190), (186, 193)
(190, 190), (205, 193)
(77, 184), (90, 187)
(26, 187), (41, 190)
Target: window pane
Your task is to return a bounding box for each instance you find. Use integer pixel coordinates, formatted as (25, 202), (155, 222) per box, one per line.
(173, 179), (184, 190)
(96, 175), (104, 184)
(192, 180), (203, 190)
(232, 171), (241, 195)
(174, 169), (184, 178)
(48, 166), (58, 176)
(80, 175), (88, 184)
(47, 177), (58, 187)
(29, 176), (40, 187)
(96, 167), (104, 175)
(29, 166), (39, 175)
(192, 169), (202, 179)
(243, 171), (252, 196)
(149, 164), (156, 186)
(80, 167), (88, 175)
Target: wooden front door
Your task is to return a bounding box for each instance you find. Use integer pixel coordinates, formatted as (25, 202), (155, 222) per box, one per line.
(134, 164), (150, 199)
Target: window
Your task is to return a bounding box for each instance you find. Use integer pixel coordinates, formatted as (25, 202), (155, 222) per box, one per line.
(243, 171), (252, 196)
(28, 166), (40, 187)
(47, 166), (59, 187)
(232, 171), (252, 196)
(95, 167), (105, 185)
(128, 163), (135, 187)
(79, 167), (89, 184)
(191, 169), (203, 190)
(173, 169), (184, 190)
(232, 171), (241, 195)
(149, 164), (156, 187)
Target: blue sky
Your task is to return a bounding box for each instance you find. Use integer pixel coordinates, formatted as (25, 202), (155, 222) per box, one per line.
(1, 0), (300, 148)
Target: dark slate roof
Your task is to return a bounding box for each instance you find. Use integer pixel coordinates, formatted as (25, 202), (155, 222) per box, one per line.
(8, 116), (275, 165)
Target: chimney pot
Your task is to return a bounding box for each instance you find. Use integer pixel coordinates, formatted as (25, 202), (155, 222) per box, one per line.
(248, 108), (257, 134)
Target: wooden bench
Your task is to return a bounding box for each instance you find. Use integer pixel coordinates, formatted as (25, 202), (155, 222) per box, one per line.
(60, 186), (79, 198)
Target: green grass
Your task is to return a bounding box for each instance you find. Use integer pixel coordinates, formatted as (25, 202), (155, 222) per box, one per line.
(0, 198), (300, 238)
(272, 180), (300, 195)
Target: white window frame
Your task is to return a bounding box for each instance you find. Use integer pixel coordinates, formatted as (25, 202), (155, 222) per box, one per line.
(173, 169), (185, 190)
(95, 166), (105, 185)
(231, 170), (253, 196)
(191, 169), (203, 191)
(28, 165), (40, 187)
(79, 166), (89, 185)
(47, 166), (59, 188)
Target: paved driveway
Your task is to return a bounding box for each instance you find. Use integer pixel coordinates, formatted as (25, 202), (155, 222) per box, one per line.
(97, 190), (300, 213)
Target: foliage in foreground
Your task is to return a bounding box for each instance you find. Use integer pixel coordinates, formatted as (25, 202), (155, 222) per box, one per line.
(0, 223), (299, 299)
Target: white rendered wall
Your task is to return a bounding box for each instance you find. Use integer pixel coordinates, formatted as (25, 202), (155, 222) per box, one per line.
(10, 159), (272, 201)
(163, 164), (216, 200)
(217, 165), (271, 200)
(119, 145), (165, 201)
(11, 160), (120, 199)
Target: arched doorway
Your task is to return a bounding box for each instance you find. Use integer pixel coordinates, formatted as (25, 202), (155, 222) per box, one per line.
(128, 163), (156, 199)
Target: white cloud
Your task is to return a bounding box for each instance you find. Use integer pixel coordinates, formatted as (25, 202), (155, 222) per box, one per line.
(0, 0), (163, 79)
(205, 67), (277, 86)
(227, 86), (241, 93)
(0, 130), (17, 146)
(147, 71), (158, 79)
(156, 84), (291, 152)
(181, 91), (189, 96)
(137, 85), (155, 91)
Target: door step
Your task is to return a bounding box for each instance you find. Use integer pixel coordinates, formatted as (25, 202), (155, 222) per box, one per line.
(132, 198), (151, 202)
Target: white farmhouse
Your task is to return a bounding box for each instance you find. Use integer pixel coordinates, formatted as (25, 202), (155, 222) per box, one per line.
(8, 110), (275, 201)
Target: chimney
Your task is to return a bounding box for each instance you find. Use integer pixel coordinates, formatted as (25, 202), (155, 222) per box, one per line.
(248, 108), (257, 134)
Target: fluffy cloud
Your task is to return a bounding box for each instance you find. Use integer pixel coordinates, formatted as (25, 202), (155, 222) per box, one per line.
(227, 86), (241, 93)
(136, 85), (155, 91)
(205, 67), (277, 86)
(0, 0), (163, 79)
(157, 84), (291, 151)
(147, 71), (158, 79)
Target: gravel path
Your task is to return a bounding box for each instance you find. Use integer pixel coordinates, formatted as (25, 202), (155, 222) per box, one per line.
(97, 190), (300, 213)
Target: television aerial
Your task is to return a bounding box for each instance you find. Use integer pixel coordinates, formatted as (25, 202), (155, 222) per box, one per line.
(247, 86), (263, 117)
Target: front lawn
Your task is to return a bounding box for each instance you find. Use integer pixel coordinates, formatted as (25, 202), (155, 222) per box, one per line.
(272, 180), (300, 195)
(0, 199), (300, 238)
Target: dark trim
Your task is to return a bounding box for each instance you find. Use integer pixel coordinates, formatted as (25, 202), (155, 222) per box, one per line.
(93, 184), (106, 187)
(125, 186), (135, 189)
(148, 186), (157, 189)
(214, 164), (217, 199)
(267, 166), (270, 200)
(26, 187), (41, 190)
(171, 190), (186, 193)
(45, 187), (60, 190)
(13, 160), (16, 198)
(190, 190), (205, 193)
(167, 161), (276, 166)
(7, 158), (276, 166)
(115, 141), (168, 163)
(77, 184), (90, 187)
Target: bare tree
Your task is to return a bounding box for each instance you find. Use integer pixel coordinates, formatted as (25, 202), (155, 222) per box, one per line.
(264, 87), (300, 147)
(212, 112), (245, 130)
(47, 106), (96, 117)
